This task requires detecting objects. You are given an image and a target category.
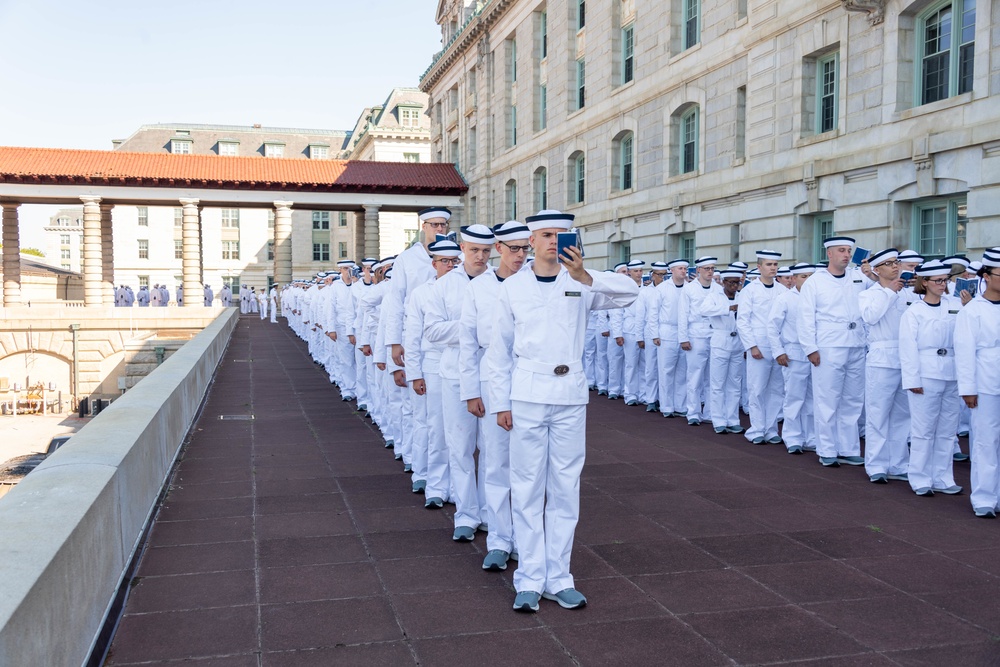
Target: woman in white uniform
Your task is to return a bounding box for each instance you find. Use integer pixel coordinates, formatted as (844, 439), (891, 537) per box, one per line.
(955, 248), (1000, 517)
(899, 260), (963, 497)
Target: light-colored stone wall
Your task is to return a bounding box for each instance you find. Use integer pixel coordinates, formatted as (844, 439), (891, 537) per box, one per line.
(0, 308), (238, 667)
(423, 0), (1000, 267)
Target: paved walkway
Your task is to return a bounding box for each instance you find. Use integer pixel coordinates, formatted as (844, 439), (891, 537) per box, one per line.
(106, 316), (1000, 666)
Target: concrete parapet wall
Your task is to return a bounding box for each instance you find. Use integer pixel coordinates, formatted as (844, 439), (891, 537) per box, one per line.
(0, 307), (238, 667)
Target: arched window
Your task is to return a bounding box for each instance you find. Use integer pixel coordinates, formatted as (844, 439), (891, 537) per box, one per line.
(533, 167), (548, 212)
(505, 179), (518, 220)
(918, 0), (975, 105)
(615, 131), (635, 190)
(568, 152), (585, 205)
(677, 105), (699, 175)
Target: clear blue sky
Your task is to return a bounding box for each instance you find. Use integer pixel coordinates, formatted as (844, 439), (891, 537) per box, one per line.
(0, 0), (444, 246)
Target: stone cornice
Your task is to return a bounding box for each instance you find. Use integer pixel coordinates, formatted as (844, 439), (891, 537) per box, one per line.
(420, 0), (514, 92)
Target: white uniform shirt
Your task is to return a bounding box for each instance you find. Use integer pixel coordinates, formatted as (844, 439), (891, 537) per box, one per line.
(701, 290), (743, 353)
(382, 243), (433, 348)
(955, 296), (1000, 396)
(899, 297), (962, 389)
(424, 265), (490, 383)
(767, 286), (806, 362)
(650, 279), (687, 340)
(486, 268), (639, 412)
(859, 284), (909, 369)
(797, 269), (866, 355)
(403, 279), (438, 382)
(678, 280), (721, 343)
(737, 280), (787, 353)
(459, 270), (506, 401)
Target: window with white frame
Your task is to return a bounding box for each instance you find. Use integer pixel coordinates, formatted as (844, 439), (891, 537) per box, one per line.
(60, 234), (70, 245)
(138, 275), (149, 289)
(683, 0), (700, 51)
(505, 180), (517, 220)
(622, 23), (635, 84)
(60, 248), (71, 260)
(170, 140), (192, 154)
(339, 212), (348, 227)
(264, 143), (284, 158)
(218, 142), (238, 156)
(174, 240), (183, 259)
(174, 208), (183, 227)
(918, 0), (975, 105)
(537, 84), (547, 130)
(915, 196), (967, 257)
(679, 106), (699, 175)
(312, 211), (330, 230)
(138, 239), (149, 259)
(578, 0), (586, 29)
(222, 240), (240, 260)
(400, 106), (421, 127)
(679, 233), (696, 263)
(268, 210), (275, 228)
(403, 152), (421, 163)
(267, 241), (274, 260)
(338, 242), (348, 259)
(310, 145), (329, 159)
(816, 52), (839, 134)
(137, 207), (148, 226)
(534, 168), (548, 211)
(221, 209), (240, 228)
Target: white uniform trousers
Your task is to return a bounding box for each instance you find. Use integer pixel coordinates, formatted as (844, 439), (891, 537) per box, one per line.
(337, 339), (357, 399)
(969, 394), (1000, 511)
(863, 365), (910, 477)
(584, 328), (598, 388)
(907, 377), (959, 492)
(270, 306), (277, 323)
(641, 341), (658, 405)
(607, 340), (625, 397)
(385, 373), (405, 446)
(396, 383), (413, 465)
(423, 372), (451, 501)
(595, 334), (610, 392)
(958, 398), (972, 435)
(481, 380), (515, 554)
(684, 335), (712, 420)
(745, 351), (784, 442)
(355, 348), (370, 408)
(259, 300), (267, 320)
(709, 344), (744, 430)
(409, 388), (429, 484)
(741, 366), (750, 413)
(442, 378), (485, 529)
(811, 346), (865, 459)
(622, 334), (642, 403)
(656, 338), (687, 415)
(366, 362), (382, 424)
(780, 360), (815, 450)
(509, 400), (586, 595)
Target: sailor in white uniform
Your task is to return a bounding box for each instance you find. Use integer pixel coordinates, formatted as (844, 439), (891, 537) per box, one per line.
(652, 259), (690, 418)
(460, 220), (531, 570)
(486, 209), (638, 613)
(639, 262), (667, 411)
(610, 260), (646, 406)
(956, 248), (1000, 517)
(269, 285), (278, 322)
(605, 263), (629, 399)
(701, 268), (745, 434)
(678, 256), (720, 425)
(137, 285), (150, 307)
(203, 284), (214, 307)
(767, 263), (816, 454)
(798, 237), (867, 468)
(258, 287), (268, 320)
(858, 249), (911, 483)
(332, 260), (358, 402)
(737, 250), (787, 444)
(351, 259), (377, 412)
(899, 260), (963, 496)
(176, 284), (184, 307)
(220, 284), (233, 307)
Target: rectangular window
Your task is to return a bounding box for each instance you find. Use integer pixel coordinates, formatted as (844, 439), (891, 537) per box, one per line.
(541, 10), (548, 58)
(138, 239), (149, 259)
(268, 210), (275, 228)
(469, 126), (478, 166)
(339, 212), (348, 227)
(218, 142), (238, 156)
(170, 140), (191, 154)
(680, 234), (696, 263)
(174, 240), (183, 259)
(683, 0), (700, 50)
(506, 182), (518, 220)
(222, 240), (240, 260)
(509, 106), (517, 147)
(60, 248), (71, 259)
(221, 209), (240, 228)
(576, 59), (586, 109)
(538, 85), (547, 130)
(312, 243), (330, 262)
(451, 138), (461, 166)
(578, 0), (586, 29)
(920, 1), (976, 105)
(60, 234), (70, 245)
(621, 134), (634, 190)
(338, 242), (347, 259)
(816, 53), (839, 134)
(510, 39), (517, 83)
(735, 85), (747, 160)
(138, 275), (149, 289)
(403, 152), (421, 163)
(814, 216), (834, 262)
(469, 196), (478, 225)
(622, 24), (635, 84)
(137, 207), (148, 226)
(916, 197), (968, 257)
(400, 106), (421, 127)
(535, 169), (548, 211)
(680, 108), (699, 174)
(312, 211), (330, 230)
(310, 145), (329, 159)
(574, 156), (586, 203)
(264, 143), (284, 158)
(267, 241), (274, 261)
(174, 208), (183, 228)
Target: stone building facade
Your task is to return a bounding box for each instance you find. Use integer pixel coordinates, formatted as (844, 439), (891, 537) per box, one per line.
(420, 0), (1000, 267)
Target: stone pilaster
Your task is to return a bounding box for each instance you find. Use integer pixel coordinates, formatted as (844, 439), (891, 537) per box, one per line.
(363, 205), (380, 259)
(80, 196), (103, 306)
(100, 204), (114, 305)
(180, 199), (202, 307)
(273, 201), (293, 287)
(1, 202), (21, 306)
(353, 211), (366, 262)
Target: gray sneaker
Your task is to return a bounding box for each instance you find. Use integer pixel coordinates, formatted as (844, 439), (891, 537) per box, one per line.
(513, 591), (541, 612)
(869, 473), (888, 484)
(482, 550), (510, 571)
(452, 526), (476, 542)
(838, 456), (864, 466)
(542, 588), (588, 609)
(933, 485), (963, 495)
(887, 472), (909, 481)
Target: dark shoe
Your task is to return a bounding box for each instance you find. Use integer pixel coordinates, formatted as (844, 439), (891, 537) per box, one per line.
(766, 436), (783, 445)
(787, 446), (803, 455)
(411, 479), (426, 494)
(425, 497), (444, 509)
(974, 507), (997, 518)
(751, 437), (765, 445)
(820, 457), (840, 467)
(452, 526), (476, 542)
(542, 588), (587, 609)
(869, 473), (888, 484)
(714, 426), (727, 434)
(687, 418), (701, 426)
(726, 425), (745, 434)
(953, 452), (970, 462)
(513, 591), (541, 613)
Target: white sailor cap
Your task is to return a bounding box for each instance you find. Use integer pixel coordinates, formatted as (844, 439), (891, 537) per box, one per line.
(982, 248), (1000, 268)
(694, 256), (717, 268)
(728, 261), (749, 271)
(626, 260), (646, 269)
(898, 249), (925, 263)
(373, 256), (396, 271)
(418, 207), (451, 222)
(493, 220), (531, 241)
(337, 259), (355, 268)
(460, 224), (496, 244)
(868, 248), (899, 267)
(756, 249), (782, 260)
(942, 255), (970, 270)
(790, 262), (816, 274)
(613, 262), (628, 272)
(650, 261), (669, 270)
(777, 267), (792, 277)
(525, 209), (575, 231)
(748, 268), (760, 277)
(526, 256), (535, 263)
(667, 259), (690, 269)
(428, 239), (462, 257)
(361, 257), (378, 266)
(915, 260), (951, 277)
(969, 261), (983, 272)
(384, 267), (393, 278)
(823, 236), (856, 248)
(719, 269), (744, 280)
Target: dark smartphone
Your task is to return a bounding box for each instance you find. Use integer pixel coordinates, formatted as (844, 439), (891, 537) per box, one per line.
(900, 271), (915, 282)
(557, 230), (583, 262)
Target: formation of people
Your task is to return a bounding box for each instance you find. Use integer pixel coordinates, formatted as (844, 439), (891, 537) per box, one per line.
(278, 205), (1000, 613)
(111, 282), (248, 308)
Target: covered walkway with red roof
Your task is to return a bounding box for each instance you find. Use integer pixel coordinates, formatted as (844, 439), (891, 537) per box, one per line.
(0, 146), (466, 307)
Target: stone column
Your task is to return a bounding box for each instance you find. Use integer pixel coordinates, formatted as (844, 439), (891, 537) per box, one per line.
(180, 199), (202, 307)
(363, 205), (380, 259)
(80, 196), (104, 306)
(273, 201), (293, 287)
(1, 202), (21, 306)
(197, 206), (205, 284)
(100, 204), (114, 305)
(353, 211), (366, 261)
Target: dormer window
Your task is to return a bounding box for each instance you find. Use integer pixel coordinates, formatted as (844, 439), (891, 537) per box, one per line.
(264, 142), (284, 158)
(309, 144), (329, 159)
(170, 139), (192, 154)
(218, 141), (239, 156)
(399, 106), (422, 128)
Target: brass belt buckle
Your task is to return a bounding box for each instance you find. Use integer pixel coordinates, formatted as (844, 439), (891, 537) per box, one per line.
(554, 364), (570, 376)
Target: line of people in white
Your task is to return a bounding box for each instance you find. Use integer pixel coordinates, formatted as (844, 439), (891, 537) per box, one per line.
(113, 283), (237, 308)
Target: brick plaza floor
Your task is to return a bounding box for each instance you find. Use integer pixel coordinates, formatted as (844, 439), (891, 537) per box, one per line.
(105, 315), (1000, 666)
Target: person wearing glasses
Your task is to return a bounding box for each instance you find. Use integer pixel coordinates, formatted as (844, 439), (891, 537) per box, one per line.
(459, 221), (531, 571)
(424, 224), (497, 542)
(956, 248), (1000, 517)
(858, 249), (911, 484)
(798, 236), (867, 468)
(899, 259), (963, 497)
(486, 210), (638, 613)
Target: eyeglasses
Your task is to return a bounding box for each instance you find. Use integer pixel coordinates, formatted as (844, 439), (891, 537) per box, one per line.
(501, 242), (531, 254)
(879, 260), (901, 268)
(424, 221), (450, 229)
(434, 257), (460, 265)
(926, 278), (950, 285)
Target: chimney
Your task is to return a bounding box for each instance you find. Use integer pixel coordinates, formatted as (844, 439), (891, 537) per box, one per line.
(253, 123), (262, 129)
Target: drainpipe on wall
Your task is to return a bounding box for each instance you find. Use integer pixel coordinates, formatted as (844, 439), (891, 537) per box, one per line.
(69, 323), (80, 409)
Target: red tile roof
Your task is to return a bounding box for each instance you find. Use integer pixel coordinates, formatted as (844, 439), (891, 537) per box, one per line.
(0, 146), (467, 196)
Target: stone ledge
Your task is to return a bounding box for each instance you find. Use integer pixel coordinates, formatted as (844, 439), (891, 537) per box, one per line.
(0, 308), (238, 667)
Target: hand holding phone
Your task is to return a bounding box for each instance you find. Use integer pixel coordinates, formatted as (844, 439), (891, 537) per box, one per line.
(557, 230), (583, 263)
